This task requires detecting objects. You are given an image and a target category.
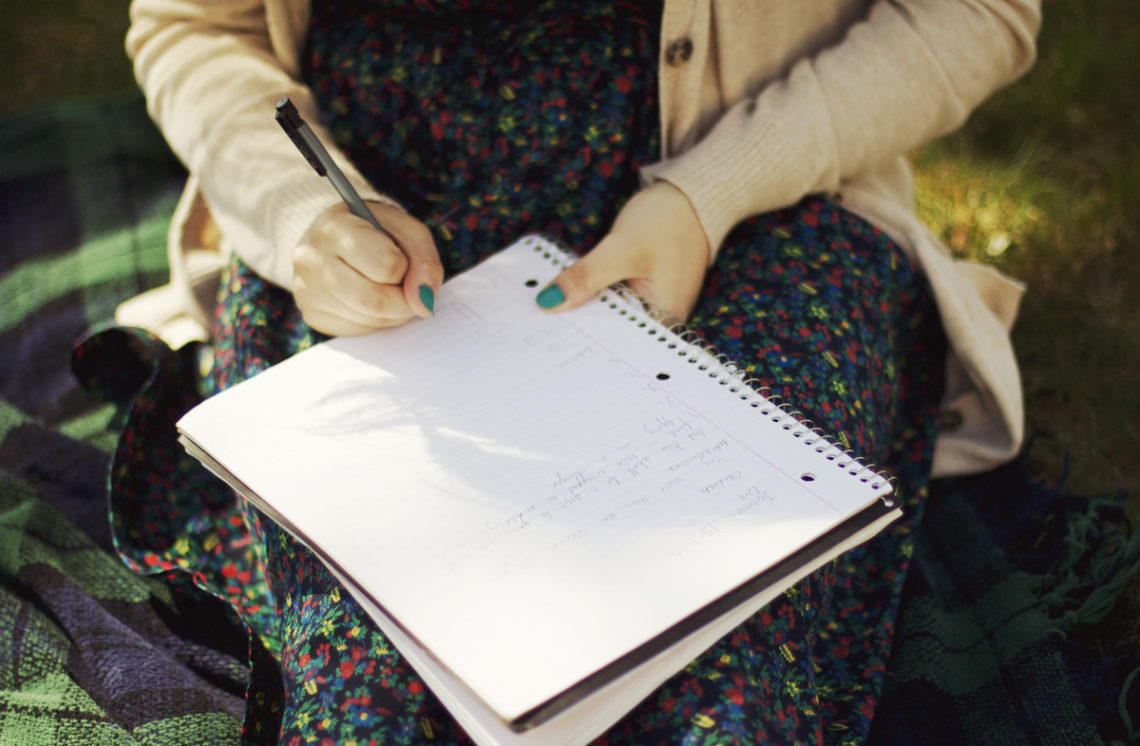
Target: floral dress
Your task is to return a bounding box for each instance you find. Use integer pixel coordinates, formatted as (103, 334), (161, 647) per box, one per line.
(83, 1), (948, 743)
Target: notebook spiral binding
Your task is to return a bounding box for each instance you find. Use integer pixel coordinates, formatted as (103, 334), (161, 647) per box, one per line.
(525, 235), (894, 501)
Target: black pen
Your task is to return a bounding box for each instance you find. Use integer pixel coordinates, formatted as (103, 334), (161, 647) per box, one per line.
(274, 96), (391, 238)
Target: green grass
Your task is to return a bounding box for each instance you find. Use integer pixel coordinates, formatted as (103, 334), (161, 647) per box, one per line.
(4, 0), (1137, 642)
(0, 0), (137, 113)
(913, 0), (1140, 508)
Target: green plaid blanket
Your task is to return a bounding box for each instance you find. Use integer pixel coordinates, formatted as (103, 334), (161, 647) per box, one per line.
(1, 96), (1137, 745)
(1, 97), (252, 744)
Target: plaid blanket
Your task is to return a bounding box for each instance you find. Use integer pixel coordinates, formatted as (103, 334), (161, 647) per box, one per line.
(1, 97), (253, 744)
(1, 96), (1137, 745)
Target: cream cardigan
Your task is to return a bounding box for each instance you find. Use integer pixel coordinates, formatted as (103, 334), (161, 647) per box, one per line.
(121, 0), (1041, 477)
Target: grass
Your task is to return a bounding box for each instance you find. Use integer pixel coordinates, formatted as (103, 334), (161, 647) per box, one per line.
(0, 0), (137, 113)
(4, 0), (1137, 642)
(913, 0), (1140, 508)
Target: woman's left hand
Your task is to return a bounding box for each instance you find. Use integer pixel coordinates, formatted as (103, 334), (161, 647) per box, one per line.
(536, 181), (710, 321)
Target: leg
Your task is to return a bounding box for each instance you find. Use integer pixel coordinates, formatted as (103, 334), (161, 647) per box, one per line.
(208, 254), (471, 744)
(598, 197), (946, 745)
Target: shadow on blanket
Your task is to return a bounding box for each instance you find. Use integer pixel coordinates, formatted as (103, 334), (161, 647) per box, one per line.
(2, 96), (1137, 744)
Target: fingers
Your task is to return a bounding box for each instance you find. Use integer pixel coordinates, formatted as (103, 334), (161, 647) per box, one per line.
(299, 306), (410, 337)
(293, 258), (413, 331)
(307, 203), (408, 283)
(537, 183), (710, 320)
(337, 231), (409, 285)
(536, 238), (643, 312)
(381, 213), (444, 319)
(293, 202), (443, 335)
(351, 204), (443, 318)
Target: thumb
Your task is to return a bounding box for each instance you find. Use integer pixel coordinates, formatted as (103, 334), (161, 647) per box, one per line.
(395, 224), (445, 318)
(535, 239), (641, 312)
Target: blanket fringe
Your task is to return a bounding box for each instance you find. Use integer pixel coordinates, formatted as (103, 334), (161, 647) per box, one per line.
(1041, 496), (1140, 632)
(979, 445), (1140, 633)
(1007, 449), (1140, 741)
(1115, 665), (1138, 745)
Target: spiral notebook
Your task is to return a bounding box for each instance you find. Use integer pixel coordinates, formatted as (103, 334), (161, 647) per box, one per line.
(177, 234), (899, 746)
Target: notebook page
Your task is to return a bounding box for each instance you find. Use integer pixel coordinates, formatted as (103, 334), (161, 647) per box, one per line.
(178, 236), (891, 722)
(331, 504), (898, 746)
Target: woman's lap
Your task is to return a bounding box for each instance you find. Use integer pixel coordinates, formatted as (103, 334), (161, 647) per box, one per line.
(203, 196), (945, 745)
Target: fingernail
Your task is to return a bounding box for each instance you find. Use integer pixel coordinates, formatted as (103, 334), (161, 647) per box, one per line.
(419, 284), (435, 313)
(535, 284), (565, 309)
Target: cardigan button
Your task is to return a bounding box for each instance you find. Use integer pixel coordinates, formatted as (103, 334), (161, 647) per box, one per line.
(665, 37), (694, 66)
(936, 409), (964, 432)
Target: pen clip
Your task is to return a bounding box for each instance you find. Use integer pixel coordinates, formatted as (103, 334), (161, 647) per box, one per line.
(275, 97), (327, 177)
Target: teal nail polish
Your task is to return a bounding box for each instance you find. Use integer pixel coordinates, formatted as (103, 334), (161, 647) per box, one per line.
(419, 284), (435, 313)
(536, 284), (565, 309)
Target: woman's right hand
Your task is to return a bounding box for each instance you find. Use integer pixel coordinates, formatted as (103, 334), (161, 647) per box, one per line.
(292, 202), (444, 336)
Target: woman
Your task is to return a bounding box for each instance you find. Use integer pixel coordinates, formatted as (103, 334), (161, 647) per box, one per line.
(115, 0), (1040, 742)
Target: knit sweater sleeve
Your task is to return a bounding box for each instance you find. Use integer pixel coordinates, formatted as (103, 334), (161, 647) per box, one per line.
(642, 0), (1041, 257)
(126, 0), (392, 289)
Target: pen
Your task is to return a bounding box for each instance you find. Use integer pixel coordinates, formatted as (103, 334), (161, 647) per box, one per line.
(274, 96), (390, 238)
